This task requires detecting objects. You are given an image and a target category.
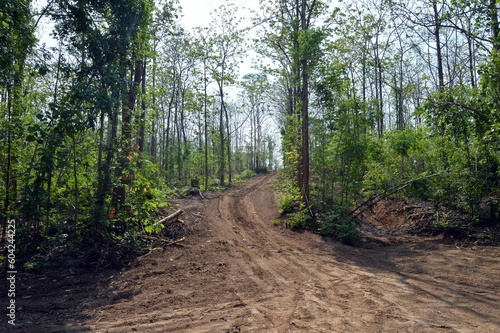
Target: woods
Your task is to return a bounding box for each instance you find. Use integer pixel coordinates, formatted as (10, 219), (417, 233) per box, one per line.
(1, 0), (500, 268)
(263, 0), (500, 239)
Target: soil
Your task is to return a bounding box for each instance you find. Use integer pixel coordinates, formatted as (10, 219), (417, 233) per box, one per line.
(2, 172), (500, 332)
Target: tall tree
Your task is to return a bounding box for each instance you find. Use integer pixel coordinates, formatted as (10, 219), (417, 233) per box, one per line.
(207, 3), (244, 186)
(258, 0), (326, 202)
(0, 0), (36, 239)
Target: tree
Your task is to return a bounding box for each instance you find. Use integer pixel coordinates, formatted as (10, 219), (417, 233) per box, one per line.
(206, 3), (244, 186)
(257, 0), (326, 203)
(1, 0), (36, 239)
(241, 73), (270, 171)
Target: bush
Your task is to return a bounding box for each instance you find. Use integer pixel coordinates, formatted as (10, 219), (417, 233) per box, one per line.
(318, 206), (360, 245)
(236, 169), (257, 180)
(336, 220), (359, 245)
(279, 193), (296, 214)
(285, 212), (309, 229)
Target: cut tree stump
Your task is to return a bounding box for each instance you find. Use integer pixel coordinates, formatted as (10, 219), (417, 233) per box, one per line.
(187, 187), (205, 199)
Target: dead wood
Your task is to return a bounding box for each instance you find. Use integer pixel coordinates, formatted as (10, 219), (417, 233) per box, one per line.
(187, 187), (205, 199)
(155, 209), (183, 226)
(349, 173), (441, 219)
(143, 236), (186, 247)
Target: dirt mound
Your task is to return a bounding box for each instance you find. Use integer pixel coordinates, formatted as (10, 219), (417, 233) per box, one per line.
(3, 173), (500, 332)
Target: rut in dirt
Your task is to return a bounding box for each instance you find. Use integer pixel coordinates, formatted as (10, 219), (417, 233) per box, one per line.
(8, 173), (500, 333)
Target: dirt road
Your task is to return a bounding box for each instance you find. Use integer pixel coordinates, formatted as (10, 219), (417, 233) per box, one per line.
(6, 173), (500, 332)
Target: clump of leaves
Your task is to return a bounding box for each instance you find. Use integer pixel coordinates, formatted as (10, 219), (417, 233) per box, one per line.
(279, 193), (296, 214)
(237, 169), (257, 180)
(271, 218), (281, 226)
(318, 205), (360, 245)
(336, 220), (360, 245)
(285, 211), (309, 229)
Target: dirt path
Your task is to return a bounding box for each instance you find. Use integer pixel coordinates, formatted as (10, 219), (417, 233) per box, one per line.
(5, 173), (500, 332)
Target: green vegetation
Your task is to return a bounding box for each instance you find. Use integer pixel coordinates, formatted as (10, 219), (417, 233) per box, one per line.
(0, 0), (275, 269)
(2, 0), (500, 271)
(265, 0), (500, 243)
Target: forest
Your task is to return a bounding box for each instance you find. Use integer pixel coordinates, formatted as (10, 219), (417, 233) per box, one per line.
(1, 0), (500, 269)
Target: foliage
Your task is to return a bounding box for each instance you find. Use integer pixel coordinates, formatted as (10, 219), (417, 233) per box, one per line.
(317, 206), (360, 245)
(285, 211), (309, 229)
(234, 170), (257, 181)
(5, 0), (500, 271)
(279, 193), (296, 215)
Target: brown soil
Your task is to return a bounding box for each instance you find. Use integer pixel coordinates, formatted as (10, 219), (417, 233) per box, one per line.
(3, 173), (500, 332)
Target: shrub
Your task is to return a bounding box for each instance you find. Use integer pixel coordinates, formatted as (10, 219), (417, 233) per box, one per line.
(336, 220), (359, 245)
(240, 169), (257, 179)
(285, 212), (309, 229)
(279, 193), (296, 214)
(318, 206), (360, 245)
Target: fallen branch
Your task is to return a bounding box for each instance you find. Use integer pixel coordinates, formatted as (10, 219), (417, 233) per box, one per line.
(349, 173), (441, 219)
(143, 236), (186, 247)
(155, 209), (183, 226)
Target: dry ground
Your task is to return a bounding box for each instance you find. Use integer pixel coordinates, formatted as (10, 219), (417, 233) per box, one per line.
(2, 173), (500, 332)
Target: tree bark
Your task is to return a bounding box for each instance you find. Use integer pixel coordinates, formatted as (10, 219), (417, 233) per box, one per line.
(138, 59), (146, 153)
(433, 0), (445, 91)
(204, 58), (209, 191)
(218, 77), (226, 187)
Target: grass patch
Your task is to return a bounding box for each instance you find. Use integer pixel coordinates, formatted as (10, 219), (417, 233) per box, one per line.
(271, 218), (281, 226)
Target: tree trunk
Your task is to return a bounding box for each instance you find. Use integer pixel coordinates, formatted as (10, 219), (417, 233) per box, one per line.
(138, 59), (146, 153)
(433, 0), (444, 91)
(204, 59), (209, 191)
(299, 0), (310, 203)
(490, 0), (500, 50)
(2, 85), (13, 241)
(489, 0), (500, 96)
(219, 79), (225, 187)
(151, 48), (158, 160)
(223, 100), (232, 184)
(114, 59), (142, 206)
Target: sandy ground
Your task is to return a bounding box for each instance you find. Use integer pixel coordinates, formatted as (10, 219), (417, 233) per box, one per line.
(2, 173), (500, 332)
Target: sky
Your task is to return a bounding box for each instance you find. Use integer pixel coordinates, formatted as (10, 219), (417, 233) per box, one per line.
(177, 0), (281, 151)
(178, 0), (260, 30)
(178, 0), (262, 76)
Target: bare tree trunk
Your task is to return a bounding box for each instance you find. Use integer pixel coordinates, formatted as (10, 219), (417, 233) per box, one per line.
(138, 59), (146, 153)
(223, 101), (232, 184)
(2, 85), (13, 241)
(165, 78), (175, 181)
(204, 59), (209, 191)
(151, 50), (158, 160)
(433, 0), (444, 91)
(72, 133), (79, 227)
(218, 79), (225, 187)
(114, 59), (142, 206)
(299, 0), (311, 203)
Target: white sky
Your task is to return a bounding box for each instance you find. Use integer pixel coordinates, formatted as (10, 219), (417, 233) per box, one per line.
(178, 0), (279, 142)
(178, 0), (260, 30)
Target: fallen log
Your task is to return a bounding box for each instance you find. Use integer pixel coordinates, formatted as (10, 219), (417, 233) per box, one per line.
(155, 209), (183, 226)
(142, 236), (186, 248)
